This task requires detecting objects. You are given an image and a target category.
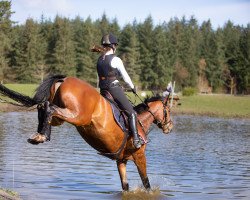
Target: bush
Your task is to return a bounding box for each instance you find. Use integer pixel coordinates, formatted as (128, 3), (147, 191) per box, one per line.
(182, 87), (197, 96)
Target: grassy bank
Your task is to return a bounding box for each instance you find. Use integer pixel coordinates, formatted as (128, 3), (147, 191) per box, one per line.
(3, 84), (37, 97)
(173, 94), (250, 118)
(0, 84), (250, 118)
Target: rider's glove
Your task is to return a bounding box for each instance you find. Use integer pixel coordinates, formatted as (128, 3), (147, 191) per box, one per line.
(132, 87), (137, 94)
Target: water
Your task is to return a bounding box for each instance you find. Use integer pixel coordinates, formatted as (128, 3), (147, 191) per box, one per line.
(0, 112), (249, 200)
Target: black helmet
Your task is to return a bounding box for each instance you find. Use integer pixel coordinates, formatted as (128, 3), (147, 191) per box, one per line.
(101, 33), (118, 46)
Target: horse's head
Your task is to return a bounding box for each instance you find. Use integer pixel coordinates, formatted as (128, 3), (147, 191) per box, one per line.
(135, 95), (173, 134)
(149, 96), (173, 134)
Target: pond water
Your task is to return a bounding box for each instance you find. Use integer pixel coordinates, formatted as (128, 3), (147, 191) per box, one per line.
(0, 112), (249, 200)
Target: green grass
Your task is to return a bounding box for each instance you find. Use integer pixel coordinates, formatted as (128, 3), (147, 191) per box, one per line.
(174, 94), (250, 118)
(4, 84), (38, 97)
(1, 84), (250, 118)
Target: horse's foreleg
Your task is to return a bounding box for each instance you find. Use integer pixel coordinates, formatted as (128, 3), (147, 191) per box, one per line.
(117, 159), (129, 191)
(28, 101), (52, 144)
(133, 151), (151, 190)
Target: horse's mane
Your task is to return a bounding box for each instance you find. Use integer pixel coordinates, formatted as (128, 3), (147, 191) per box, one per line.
(134, 94), (164, 114)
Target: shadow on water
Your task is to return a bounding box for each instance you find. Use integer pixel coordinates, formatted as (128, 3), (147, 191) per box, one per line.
(0, 112), (250, 199)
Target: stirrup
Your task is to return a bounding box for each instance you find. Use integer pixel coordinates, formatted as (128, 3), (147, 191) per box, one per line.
(133, 137), (142, 149)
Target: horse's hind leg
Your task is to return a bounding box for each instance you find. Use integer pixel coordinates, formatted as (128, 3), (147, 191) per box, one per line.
(133, 151), (151, 190)
(117, 159), (129, 191)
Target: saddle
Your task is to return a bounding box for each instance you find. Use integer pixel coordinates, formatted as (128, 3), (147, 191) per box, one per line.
(100, 90), (147, 143)
(100, 90), (129, 133)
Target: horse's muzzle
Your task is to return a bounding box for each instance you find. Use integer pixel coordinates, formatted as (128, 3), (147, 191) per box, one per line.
(163, 121), (173, 134)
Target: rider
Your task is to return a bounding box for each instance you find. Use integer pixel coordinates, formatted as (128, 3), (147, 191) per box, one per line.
(92, 33), (142, 149)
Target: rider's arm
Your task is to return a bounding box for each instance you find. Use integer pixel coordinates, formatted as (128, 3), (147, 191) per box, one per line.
(111, 57), (135, 89)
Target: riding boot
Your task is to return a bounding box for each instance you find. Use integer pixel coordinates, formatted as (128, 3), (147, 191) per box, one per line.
(129, 113), (142, 149)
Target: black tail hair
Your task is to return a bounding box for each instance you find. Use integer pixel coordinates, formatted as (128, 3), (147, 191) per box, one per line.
(0, 75), (66, 107)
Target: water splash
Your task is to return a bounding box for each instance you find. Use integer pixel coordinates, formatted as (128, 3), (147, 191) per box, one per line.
(121, 186), (165, 200)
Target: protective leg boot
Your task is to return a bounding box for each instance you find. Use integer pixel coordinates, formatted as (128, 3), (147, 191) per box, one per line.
(129, 113), (142, 149)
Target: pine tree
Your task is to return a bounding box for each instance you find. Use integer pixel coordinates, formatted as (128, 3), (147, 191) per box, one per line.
(48, 16), (76, 76)
(237, 25), (250, 93)
(35, 15), (50, 82)
(13, 19), (43, 83)
(151, 24), (171, 89)
(119, 24), (141, 87)
(184, 16), (200, 87)
(136, 16), (155, 89)
(73, 16), (97, 85)
(222, 21), (242, 94)
(200, 20), (223, 90)
(0, 0), (14, 82)
(168, 17), (189, 89)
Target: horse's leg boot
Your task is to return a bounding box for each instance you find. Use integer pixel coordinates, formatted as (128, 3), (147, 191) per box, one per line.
(27, 133), (47, 145)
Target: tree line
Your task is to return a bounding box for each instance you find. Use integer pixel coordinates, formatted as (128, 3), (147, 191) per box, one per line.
(0, 1), (249, 94)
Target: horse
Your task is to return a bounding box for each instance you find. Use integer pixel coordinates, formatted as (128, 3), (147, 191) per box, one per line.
(0, 75), (174, 191)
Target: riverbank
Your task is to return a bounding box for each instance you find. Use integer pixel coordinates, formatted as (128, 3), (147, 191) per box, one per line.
(1, 97), (249, 119)
(0, 188), (20, 200)
(172, 94), (250, 119)
(0, 83), (250, 118)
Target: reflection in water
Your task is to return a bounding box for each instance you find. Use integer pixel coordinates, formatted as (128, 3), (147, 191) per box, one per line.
(0, 112), (249, 200)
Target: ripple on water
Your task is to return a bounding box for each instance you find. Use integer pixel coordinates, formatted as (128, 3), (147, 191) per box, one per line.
(0, 113), (250, 199)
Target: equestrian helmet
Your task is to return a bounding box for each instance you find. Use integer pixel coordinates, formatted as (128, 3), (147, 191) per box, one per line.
(101, 33), (118, 46)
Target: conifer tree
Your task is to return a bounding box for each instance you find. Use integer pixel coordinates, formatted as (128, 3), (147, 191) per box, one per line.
(14, 19), (42, 83)
(0, 0), (13, 82)
(152, 24), (171, 89)
(200, 20), (223, 90)
(136, 16), (155, 89)
(222, 21), (242, 94)
(119, 24), (141, 86)
(48, 16), (76, 76)
(73, 16), (97, 85)
(168, 18), (189, 89)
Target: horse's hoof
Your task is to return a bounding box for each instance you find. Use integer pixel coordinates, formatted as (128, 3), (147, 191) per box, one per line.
(27, 133), (47, 145)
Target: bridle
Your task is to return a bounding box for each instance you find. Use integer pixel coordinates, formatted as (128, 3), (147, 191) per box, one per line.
(147, 99), (172, 129)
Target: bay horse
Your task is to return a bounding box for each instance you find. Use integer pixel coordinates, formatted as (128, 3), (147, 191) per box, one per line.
(0, 75), (174, 191)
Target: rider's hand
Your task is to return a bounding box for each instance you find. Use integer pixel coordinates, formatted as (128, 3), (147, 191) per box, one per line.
(132, 87), (137, 94)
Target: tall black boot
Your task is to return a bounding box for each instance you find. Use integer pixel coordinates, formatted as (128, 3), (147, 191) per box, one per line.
(129, 113), (142, 149)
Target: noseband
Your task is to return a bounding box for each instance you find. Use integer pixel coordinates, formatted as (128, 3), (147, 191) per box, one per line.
(147, 100), (171, 129)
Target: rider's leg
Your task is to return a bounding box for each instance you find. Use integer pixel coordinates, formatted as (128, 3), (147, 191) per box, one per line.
(108, 84), (142, 148)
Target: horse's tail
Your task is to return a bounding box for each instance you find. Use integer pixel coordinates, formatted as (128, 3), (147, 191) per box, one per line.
(33, 75), (66, 104)
(0, 84), (36, 107)
(0, 75), (66, 107)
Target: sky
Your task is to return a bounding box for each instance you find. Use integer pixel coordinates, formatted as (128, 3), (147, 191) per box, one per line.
(11, 0), (250, 28)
